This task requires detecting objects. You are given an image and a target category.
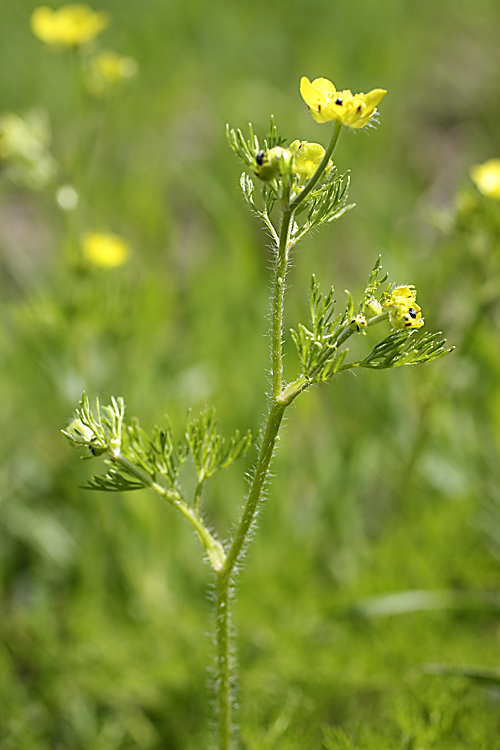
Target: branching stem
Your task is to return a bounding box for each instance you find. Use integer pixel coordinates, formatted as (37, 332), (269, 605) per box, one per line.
(214, 122), (343, 748)
(111, 452), (226, 571)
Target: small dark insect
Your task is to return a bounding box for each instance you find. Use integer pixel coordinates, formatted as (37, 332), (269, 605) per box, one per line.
(408, 308), (417, 319)
(256, 150), (265, 166)
(318, 104), (322, 112)
(335, 97), (343, 105)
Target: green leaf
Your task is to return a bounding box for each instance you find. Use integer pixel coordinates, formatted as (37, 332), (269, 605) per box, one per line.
(346, 330), (453, 371)
(186, 406), (252, 483)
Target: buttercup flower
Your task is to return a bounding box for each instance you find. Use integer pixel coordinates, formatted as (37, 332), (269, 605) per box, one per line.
(30, 4), (110, 47)
(384, 285), (424, 330)
(82, 232), (130, 268)
(86, 51), (138, 95)
(300, 77), (386, 129)
(289, 140), (331, 183)
(470, 158), (500, 201)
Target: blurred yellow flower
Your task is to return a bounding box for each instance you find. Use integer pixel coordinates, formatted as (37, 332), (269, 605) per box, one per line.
(86, 50), (138, 95)
(289, 140), (330, 182)
(82, 232), (130, 268)
(0, 109), (57, 189)
(470, 158), (500, 200)
(30, 4), (110, 47)
(300, 77), (386, 129)
(384, 285), (424, 330)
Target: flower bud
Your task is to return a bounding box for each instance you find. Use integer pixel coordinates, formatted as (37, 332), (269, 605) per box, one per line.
(365, 298), (383, 318)
(253, 146), (292, 182)
(349, 314), (367, 333)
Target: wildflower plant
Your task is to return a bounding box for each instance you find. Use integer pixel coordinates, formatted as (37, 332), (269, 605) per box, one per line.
(64, 75), (452, 748)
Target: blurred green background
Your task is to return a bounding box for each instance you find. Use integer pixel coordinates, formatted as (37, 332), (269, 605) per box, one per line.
(2, 0), (500, 748)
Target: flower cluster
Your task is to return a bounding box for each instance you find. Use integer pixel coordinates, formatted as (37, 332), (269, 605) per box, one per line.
(300, 77), (387, 129)
(30, 5), (137, 98)
(384, 285), (424, 330)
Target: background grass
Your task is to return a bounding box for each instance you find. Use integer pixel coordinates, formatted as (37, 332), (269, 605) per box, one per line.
(1, 0), (500, 748)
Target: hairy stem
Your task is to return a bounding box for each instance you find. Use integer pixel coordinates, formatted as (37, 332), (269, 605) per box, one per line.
(215, 122), (344, 748)
(216, 572), (232, 750)
(271, 209), (293, 397)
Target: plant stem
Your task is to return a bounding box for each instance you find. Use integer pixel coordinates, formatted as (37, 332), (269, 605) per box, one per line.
(111, 452), (226, 571)
(216, 571), (232, 750)
(214, 208), (291, 746)
(271, 210), (293, 398)
(214, 121), (344, 748)
(290, 120), (342, 210)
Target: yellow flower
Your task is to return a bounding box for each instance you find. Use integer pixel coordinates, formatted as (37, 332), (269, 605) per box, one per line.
(289, 140), (330, 183)
(82, 232), (130, 268)
(384, 285), (424, 330)
(86, 50), (138, 95)
(30, 4), (110, 47)
(470, 158), (500, 200)
(300, 77), (386, 129)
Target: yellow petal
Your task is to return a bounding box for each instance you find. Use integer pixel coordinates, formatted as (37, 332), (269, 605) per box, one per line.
(363, 88), (387, 110)
(31, 7), (59, 44)
(300, 77), (336, 123)
(309, 77), (337, 98)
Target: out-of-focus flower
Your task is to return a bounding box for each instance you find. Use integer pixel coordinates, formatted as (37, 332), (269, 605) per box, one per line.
(253, 146), (292, 182)
(384, 285), (424, 330)
(0, 109), (57, 189)
(289, 139), (330, 183)
(85, 50), (138, 96)
(82, 231), (130, 268)
(56, 185), (79, 211)
(30, 4), (110, 47)
(470, 159), (500, 201)
(300, 77), (386, 129)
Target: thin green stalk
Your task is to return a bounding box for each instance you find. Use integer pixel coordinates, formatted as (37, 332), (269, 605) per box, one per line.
(214, 120), (345, 749)
(271, 209), (293, 397)
(290, 120), (342, 210)
(216, 573), (232, 750)
(111, 452), (226, 571)
(223, 400), (286, 575)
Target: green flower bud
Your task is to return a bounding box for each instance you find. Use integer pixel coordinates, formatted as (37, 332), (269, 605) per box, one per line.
(349, 314), (367, 333)
(365, 298), (383, 318)
(65, 418), (108, 456)
(253, 146), (291, 182)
